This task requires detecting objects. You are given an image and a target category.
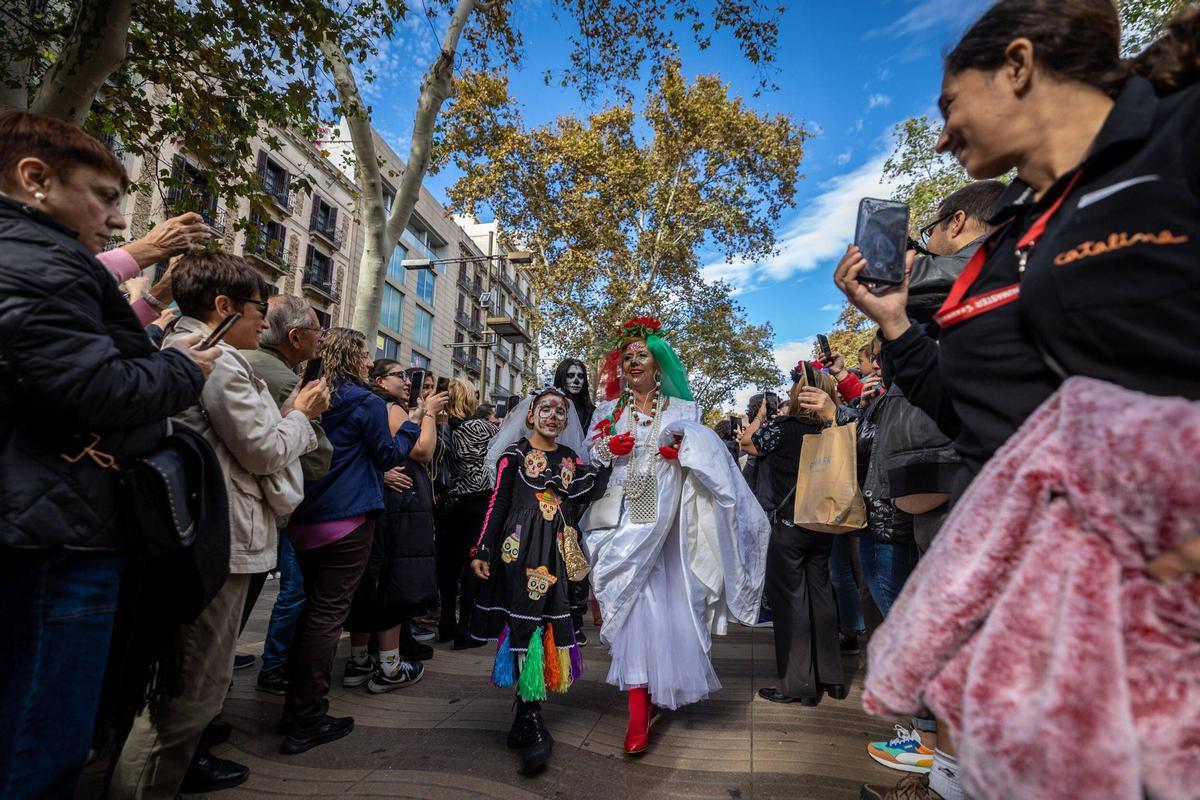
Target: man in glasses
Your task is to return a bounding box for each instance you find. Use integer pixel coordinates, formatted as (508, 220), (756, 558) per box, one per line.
(907, 180), (1008, 324)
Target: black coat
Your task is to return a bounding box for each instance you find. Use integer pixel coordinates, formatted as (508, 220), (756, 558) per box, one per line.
(347, 456), (438, 631)
(0, 196), (203, 549)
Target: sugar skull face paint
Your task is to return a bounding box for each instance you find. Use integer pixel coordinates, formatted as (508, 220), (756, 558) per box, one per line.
(530, 393), (568, 438)
(564, 364), (587, 396)
(621, 339), (658, 393)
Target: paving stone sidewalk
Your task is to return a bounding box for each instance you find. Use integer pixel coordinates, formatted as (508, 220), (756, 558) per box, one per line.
(204, 583), (899, 800)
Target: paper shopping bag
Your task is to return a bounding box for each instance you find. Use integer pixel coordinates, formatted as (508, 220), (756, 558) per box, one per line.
(792, 422), (868, 534)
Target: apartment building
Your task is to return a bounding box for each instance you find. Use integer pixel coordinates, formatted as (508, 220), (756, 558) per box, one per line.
(114, 127), (361, 329)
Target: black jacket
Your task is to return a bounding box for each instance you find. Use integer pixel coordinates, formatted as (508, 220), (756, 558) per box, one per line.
(884, 77), (1200, 488)
(0, 196), (204, 549)
(906, 237), (984, 325)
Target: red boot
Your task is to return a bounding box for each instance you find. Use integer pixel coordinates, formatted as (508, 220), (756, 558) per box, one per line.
(624, 688), (654, 754)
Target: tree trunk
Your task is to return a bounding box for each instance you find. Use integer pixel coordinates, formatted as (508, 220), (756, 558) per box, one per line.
(346, 0), (478, 336)
(320, 35), (390, 339)
(0, 0), (33, 110)
(30, 0), (132, 126)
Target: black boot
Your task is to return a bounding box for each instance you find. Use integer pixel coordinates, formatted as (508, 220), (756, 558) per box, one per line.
(179, 746), (249, 793)
(507, 699), (553, 775)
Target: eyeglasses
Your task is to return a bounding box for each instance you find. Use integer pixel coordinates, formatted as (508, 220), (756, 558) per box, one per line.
(917, 211), (955, 250)
(233, 296), (269, 316)
(384, 371), (409, 381)
(291, 325), (323, 334)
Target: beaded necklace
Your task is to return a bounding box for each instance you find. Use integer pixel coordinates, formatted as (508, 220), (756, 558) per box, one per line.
(594, 377), (662, 433)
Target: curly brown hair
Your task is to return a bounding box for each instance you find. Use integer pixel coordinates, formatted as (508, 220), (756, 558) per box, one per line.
(319, 327), (369, 388)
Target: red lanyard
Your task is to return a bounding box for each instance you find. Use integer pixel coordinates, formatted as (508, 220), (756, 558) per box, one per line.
(934, 171), (1083, 329)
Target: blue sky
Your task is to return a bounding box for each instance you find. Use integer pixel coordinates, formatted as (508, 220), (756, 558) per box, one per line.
(364, 0), (991, 406)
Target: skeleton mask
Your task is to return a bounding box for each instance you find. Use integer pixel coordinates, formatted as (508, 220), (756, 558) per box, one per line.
(564, 364), (586, 396)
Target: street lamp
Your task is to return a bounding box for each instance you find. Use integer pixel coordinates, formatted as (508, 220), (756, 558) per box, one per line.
(401, 251), (532, 271)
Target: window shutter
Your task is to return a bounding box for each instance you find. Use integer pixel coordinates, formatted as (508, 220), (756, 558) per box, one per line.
(305, 244), (314, 269)
(255, 150), (267, 180)
(309, 196), (320, 229)
(328, 206), (338, 233)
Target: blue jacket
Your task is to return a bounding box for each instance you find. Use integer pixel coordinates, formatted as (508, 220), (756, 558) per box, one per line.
(290, 381), (420, 525)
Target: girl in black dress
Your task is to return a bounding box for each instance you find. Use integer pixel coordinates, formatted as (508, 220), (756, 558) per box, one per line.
(469, 386), (607, 774)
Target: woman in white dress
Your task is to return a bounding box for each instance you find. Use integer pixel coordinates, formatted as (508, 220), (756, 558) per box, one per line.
(582, 317), (771, 754)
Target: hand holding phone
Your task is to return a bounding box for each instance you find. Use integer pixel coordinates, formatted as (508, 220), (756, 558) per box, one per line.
(300, 357), (324, 387)
(816, 333), (833, 363)
(197, 312), (241, 351)
(407, 369), (426, 410)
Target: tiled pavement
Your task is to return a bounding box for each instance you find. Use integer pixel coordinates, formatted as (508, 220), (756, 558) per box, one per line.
(204, 584), (899, 800)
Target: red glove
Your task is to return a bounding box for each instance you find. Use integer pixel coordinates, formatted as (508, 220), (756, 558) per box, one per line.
(658, 443), (680, 460)
(608, 432), (635, 457)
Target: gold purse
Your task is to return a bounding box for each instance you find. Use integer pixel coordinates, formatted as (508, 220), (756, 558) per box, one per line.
(556, 504), (592, 582)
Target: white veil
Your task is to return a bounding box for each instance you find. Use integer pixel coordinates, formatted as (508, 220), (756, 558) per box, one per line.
(486, 386), (587, 479)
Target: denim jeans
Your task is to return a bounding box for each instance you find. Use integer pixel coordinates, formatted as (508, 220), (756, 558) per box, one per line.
(829, 535), (865, 634)
(0, 549), (124, 800)
(859, 538), (920, 618)
(261, 534), (305, 672)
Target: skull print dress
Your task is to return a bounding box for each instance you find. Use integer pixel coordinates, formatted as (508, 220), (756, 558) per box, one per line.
(469, 439), (607, 698)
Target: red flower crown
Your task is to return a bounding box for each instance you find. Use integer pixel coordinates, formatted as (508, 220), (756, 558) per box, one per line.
(611, 316), (663, 348)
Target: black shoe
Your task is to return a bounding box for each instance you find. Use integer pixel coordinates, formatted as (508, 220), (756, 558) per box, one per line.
(574, 629), (588, 647)
(257, 666), (289, 695)
(453, 636), (486, 650)
(437, 619), (456, 643)
(367, 660), (424, 693)
(233, 654), (255, 670)
(508, 701), (553, 775)
(280, 715), (354, 755)
(342, 657), (375, 688)
(840, 633), (862, 655)
(179, 748), (249, 793)
(201, 718), (232, 749)
(821, 683), (849, 701)
(758, 687), (820, 706)
(399, 641), (434, 661)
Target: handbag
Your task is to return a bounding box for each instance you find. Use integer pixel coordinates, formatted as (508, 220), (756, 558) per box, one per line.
(791, 422), (868, 534)
(556, 510), (592, 582)
(584, 483), (624, 530)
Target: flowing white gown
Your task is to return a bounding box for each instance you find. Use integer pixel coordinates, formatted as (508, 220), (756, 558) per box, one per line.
(582, 397), (770, 710)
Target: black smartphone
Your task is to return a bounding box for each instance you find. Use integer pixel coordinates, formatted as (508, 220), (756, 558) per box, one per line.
(854, 198), (910, 287)
(407, 369), (426, 409)
(816, 333), (832, 362)
(300, 356), (323, 387)
(197, 312), (241, 350)
(729, 413), (740, 432)
(435, 376), (449, 395)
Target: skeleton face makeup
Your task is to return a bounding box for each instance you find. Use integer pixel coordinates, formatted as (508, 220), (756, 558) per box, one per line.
(621, 340), (658, 393)
(528, 393), (568, 439)
(564, 364), (586, 396)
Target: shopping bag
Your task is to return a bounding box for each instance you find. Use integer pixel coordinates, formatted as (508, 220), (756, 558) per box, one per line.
(792, 422), (868, 534)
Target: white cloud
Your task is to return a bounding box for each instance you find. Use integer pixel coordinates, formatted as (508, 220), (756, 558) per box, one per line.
(820, 303), (840, 312)
(726, 337), (816, 414)
(850, 117), (865, 133)
(866, 0), (991, 40)
(702, 152), (900, 293)
(835, 148), (853, 165)
(867, 93), (892, 110)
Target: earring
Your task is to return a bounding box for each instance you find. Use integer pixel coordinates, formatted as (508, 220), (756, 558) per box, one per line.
(34, 191), (46, 201)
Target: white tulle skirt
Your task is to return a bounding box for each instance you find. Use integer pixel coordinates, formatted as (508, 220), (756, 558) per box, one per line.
(604, 521), (722, 710)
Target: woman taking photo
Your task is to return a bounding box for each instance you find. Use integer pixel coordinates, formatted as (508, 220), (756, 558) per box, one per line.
(440, 378), (498, 647)
(740, 363), (847, 707)
(279, 329), (422, 755)
(343, 360), (447, 692)
(834, 3), (1200, 799)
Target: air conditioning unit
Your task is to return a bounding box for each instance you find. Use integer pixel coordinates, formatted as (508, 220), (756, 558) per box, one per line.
(478, 291), (495, 310)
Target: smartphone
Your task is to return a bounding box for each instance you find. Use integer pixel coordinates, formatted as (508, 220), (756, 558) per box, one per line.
(816, 333), (832, 363)
(197, 312), (241, 351)
(435, 376), (449, 395)
(300, 356), (323, 387)
(854, 198), (910, 287)
(728, 414), (740, 433)
(407, 369), (426, 409)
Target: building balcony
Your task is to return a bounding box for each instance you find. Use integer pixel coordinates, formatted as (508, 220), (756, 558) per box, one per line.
(455, 310), (483, 336)
(302, 268), (338, 303)
(490, 384), (509, 402)
(309, 221), (342, 250)
(244, 236), (289, 275)
(464, 354), (482, 374)
(495, 341), (511, 362)
(457, 272), (473, 292)
(164, 187), (227, 238)
(262, 176), (293, 214)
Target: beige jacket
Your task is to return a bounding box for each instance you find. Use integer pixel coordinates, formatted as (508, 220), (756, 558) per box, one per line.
(164, 317), (316, 573)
